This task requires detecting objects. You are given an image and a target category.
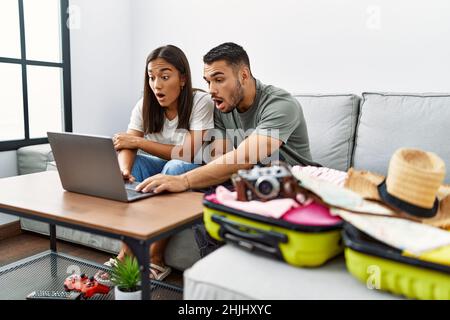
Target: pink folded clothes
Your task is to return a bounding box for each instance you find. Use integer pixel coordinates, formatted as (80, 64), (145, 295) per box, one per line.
(213, 186), (298, 219)
(210, 186), (342, 226)
(282, 201), (342, 226)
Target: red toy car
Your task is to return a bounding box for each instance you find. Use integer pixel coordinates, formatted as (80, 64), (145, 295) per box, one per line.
(64, 273), (110, 298)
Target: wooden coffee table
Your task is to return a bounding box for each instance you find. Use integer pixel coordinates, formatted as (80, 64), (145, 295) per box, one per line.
(0, 171), (204, 300)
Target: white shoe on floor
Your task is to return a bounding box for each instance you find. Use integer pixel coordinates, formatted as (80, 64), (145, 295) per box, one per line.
(149, 263), (172, 281)
(103, 258), (118, 268)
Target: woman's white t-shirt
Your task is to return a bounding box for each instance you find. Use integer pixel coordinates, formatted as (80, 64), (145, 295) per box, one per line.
(127, 91), (214, 145)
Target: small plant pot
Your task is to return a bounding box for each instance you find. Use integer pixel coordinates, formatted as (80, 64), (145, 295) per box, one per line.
(114, 286), (142, 300)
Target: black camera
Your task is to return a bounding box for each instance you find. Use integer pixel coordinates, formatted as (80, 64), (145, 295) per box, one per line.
(231, 164), (299, 201)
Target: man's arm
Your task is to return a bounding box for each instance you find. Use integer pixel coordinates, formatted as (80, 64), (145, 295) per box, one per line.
(136, 134), (282, 193)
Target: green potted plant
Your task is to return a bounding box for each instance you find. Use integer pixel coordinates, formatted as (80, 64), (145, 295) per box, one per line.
(110, 255), (142, 300)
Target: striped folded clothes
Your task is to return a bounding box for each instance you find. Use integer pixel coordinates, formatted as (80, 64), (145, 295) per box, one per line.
(291, 166), (348, 187)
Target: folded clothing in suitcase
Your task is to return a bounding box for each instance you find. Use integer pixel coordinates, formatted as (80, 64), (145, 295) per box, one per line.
(203, 193), (344, 267)
(343, 223), (450, 300)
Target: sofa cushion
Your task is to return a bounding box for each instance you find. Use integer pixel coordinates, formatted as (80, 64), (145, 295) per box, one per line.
(353, 93), (450, 183)
(184, 245), (400, 299)
(17, 144), (54, 175)
(294, 94), (360, 171)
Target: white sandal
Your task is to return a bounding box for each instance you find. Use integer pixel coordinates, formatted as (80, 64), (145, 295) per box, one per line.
(149, 263), (171, 281)
(103, 258), (118, 268)
(98, 259), (171, 282)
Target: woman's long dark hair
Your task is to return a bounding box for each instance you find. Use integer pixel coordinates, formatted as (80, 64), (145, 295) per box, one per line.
(142, 45), (193, 134)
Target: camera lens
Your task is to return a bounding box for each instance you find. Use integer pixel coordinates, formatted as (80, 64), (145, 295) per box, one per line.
(258, 180), (273, 195)
(255, 176), (280, 200)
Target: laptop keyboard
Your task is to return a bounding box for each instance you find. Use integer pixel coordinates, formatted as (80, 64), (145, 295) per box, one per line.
(126, 189), (144, 200)
(125, 182), (139, 193)
(124, 181), (154, 200)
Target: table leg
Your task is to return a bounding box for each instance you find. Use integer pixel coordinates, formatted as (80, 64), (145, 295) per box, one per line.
(123, 237), (151, 300)
(49, 223), (57, 252)
(49, 224), (58, 278)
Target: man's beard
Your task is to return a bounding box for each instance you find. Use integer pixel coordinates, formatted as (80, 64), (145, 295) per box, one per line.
(224, 80), (244, 113)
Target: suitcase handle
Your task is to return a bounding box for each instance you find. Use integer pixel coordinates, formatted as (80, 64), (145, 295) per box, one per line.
(211, 214), (287, 257)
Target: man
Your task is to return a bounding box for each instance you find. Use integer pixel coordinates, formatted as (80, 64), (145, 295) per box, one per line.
(136, 42), (318, 194)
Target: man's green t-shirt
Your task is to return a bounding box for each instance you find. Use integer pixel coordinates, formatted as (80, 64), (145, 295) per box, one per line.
(213, 79), (318, 166)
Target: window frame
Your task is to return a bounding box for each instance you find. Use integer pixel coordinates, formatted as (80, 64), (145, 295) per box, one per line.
(0, 0), (72, 151)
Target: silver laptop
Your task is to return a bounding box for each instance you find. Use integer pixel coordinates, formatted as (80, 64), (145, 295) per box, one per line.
(47, 132), (154, 202)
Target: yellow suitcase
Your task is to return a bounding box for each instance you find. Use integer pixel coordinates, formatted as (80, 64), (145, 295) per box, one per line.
(343, 223), (450, 300)
(203, 194), (344, 267)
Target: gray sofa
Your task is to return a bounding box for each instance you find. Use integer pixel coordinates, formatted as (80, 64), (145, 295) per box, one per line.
(183, 92), (450, 299)
(15, 92), (450, 297)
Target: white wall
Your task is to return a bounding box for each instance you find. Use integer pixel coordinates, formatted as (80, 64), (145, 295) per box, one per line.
(69, 0), (134, 136)
(130, 0), (450, 95)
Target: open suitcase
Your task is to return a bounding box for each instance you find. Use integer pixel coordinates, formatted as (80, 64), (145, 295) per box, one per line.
(343, 223), (450, 300)
(203, 193), (344, 267)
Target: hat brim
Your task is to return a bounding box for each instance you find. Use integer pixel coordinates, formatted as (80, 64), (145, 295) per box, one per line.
(377, 181), (439, 218)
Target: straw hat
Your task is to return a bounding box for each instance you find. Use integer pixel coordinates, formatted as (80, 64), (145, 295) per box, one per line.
(345, 148), (449, 225)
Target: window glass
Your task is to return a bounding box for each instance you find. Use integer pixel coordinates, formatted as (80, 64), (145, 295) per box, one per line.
(0, 63), (25, 141)
(23, 0), (62, 62)
(0, 0), (21, 59)
(27, 65), (63, 138)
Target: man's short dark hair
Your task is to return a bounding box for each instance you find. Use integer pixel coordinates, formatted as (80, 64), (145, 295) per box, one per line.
(203, 42), (251, 72)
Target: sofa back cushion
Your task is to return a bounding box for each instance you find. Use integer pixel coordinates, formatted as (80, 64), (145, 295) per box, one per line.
(294, 94), (360, 171)
(352, 92), (450, 183)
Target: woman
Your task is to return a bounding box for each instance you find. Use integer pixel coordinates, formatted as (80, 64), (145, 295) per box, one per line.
(103, 45), (214, 281)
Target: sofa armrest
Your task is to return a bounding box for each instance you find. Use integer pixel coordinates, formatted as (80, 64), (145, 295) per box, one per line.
(17, 144), (53, 175)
